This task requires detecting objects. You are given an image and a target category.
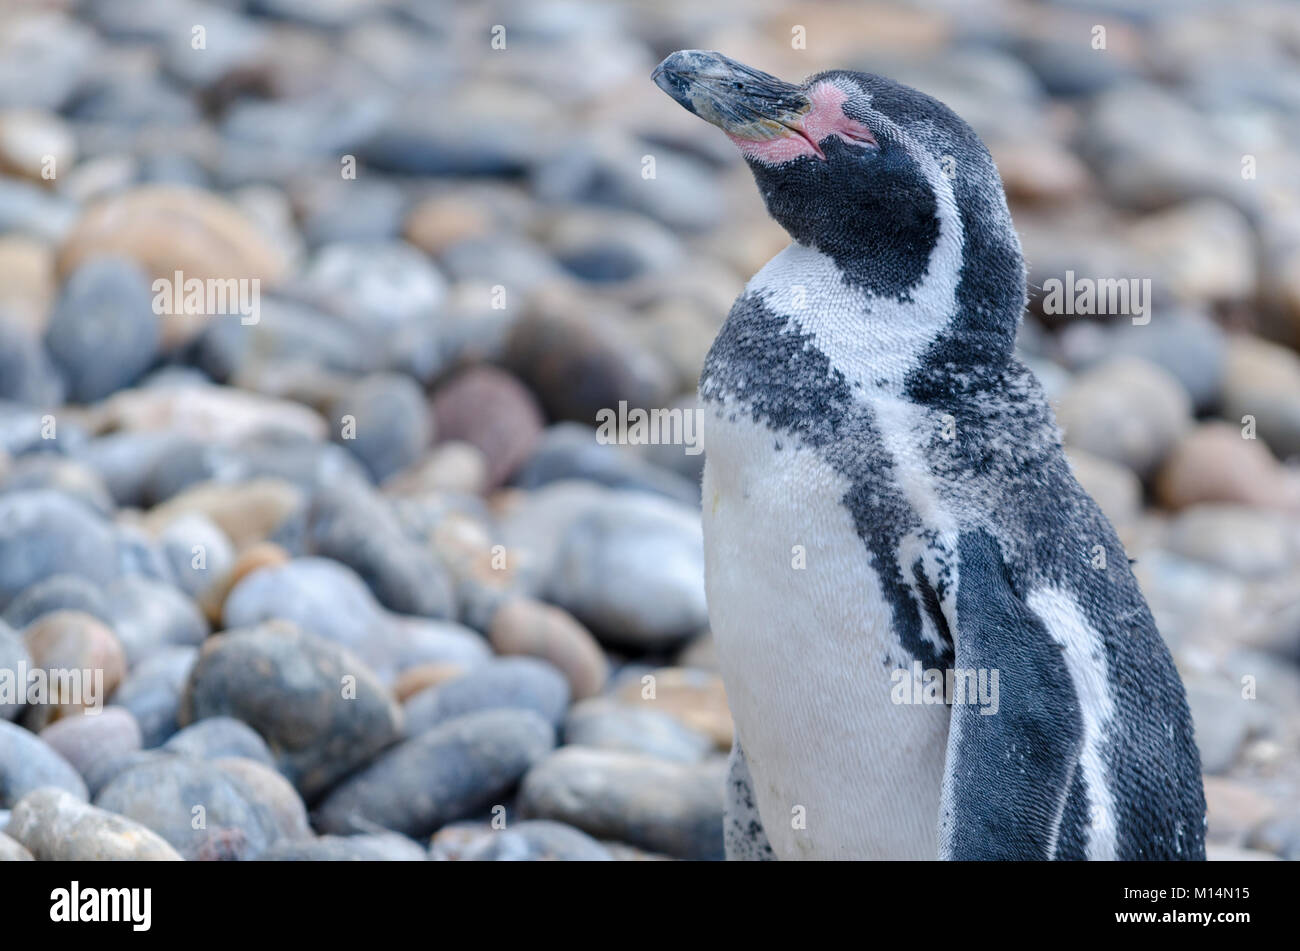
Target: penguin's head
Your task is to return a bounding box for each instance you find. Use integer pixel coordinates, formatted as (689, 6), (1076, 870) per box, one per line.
(654, 50), (1024, 315)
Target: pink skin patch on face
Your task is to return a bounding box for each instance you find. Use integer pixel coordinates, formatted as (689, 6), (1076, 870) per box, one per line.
(728, 81), (876, 164)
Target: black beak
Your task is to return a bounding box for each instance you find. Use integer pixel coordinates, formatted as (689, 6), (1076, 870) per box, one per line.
(652, 50), (811, 142)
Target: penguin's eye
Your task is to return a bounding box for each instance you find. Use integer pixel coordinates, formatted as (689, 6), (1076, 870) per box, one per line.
(838, 128), (877, 148)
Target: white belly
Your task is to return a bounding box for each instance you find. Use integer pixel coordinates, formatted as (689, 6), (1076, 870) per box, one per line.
(701, 412), (949, 860)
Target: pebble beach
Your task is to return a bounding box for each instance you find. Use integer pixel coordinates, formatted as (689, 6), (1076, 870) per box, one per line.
(0, 0), (1298, 861)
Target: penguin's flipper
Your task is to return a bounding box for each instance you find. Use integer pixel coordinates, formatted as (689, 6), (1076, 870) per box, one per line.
(937, 529), (1085, 860)
(724, 735), (777, 860)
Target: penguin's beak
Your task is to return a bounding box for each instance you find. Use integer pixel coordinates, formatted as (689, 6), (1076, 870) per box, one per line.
(653, 50), (814, 149)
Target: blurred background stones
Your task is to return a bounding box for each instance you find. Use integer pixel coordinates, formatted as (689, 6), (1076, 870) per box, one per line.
(0, 0), (1297, 861)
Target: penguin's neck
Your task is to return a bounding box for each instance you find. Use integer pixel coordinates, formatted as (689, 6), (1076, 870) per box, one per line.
(744, 239), (961, 398)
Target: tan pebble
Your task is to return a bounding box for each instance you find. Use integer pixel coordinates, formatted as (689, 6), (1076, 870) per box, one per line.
(404, 194), (492, 256)
(143, 479), (302, 552)
(614, 667), (732, 748)
(22, 610), (126, 728)
(204, 541), (290, 625)
(489, 598), (608, 700)
(1155, 422), (1300, 511)
(393, 663), (467, 703)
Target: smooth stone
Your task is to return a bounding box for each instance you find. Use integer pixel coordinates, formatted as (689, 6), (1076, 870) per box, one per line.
(38, 707), (142, 795)
(991, 137), (1089, 203)
(22, 610), (126, 728)
(531, 137), (723, 233)
(390, 614), (492, 670)
(426, 820), (494, 861)
(519, 747), (725, 861)
(545, 209), (684, 283)
(1082, 83), (1250, 212)
(260, 833), (427, 861)
(1206, 845), (1281, 861)
(163, 716), (276, 767)
(636, 299), (720, 396)
(103, 575), (208, 667)
(392, 663), (467, 703)
(221, 557), (398, 673)
(1221, 336), (1300, 458)
(195, 295), (385, 382)
(0, 831), (31, 860)
(299, 177), (406, 247)
(301, 488), (457, 620)
(430, 366), (544, 488)
(548, 491), (708, 649)
(1156, 423), (1300, 511)
(0, 620), (28, 721)
(71, 431), (192, 507)
(98, 380), (328, 445)
(1184, 676), (1256, 775)
(1126, 199), (1256, 306)
(199, 541), (287, 622)
(0, 320), (64, 406)
(0, 718), (88, 806)
(315, 709), (555, 838)
(298, 240), (446, 339)
(1164, 505), (1293, 578)
(159, 511), (237, 601)
(56, 185), (288, 344)
(488, 597), (608, 701)
(2, 573), (110, 629)
(67, 73), (199, 129)
(2, 454), (114, 516)
(95, 753), (285, 860)
(512, 423), (700, 507)
(0, 403), (85, 457)
(1055, 309), (1225, 412)
(1065, 449), (1142, 531)
(1246, 812), (1300, 861)
(403, 658), (570, 736)
(44, 256), (160, 403)
(1203, 775), (1278, 843)
(564, 697), (714, 763)
(113, 521), (175, 583)
(1056, 356), (1192, 477)
(496, 480), (613, 600)
(438, 233), (564, 297)
(506, 299), (677, 425)
(359, 102), (543, 178)
(383, 441), (489, 498)
(0, 490), (120, 609)
(458, 820), (614, 861)
(404, 193), (493, 257)
(156, 6), (270, 90)
(8, 786), (180, 860)
(111, 646), (197, 748)
(0, 13), (101, 112)
(0, 176), (77, 248)
(213, 756), (311, 844)
(328, 372), (431, 483)
(142, 478), (304, 551)
(180, 623), (402, 800)
(612, 667), (733, 748)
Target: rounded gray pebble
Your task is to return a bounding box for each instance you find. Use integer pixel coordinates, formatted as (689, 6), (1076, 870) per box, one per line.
(0, 719), (89, 807)
(315, 708), (556, 838)
(38, 707), (143, 795)
(111, 646), (198, 747)
(163, 716), (276, 767)
(403, 657), (570, 736)
(180, 623), (402, 800)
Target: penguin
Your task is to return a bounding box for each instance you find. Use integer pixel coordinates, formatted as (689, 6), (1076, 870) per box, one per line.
(652, 50), (1206, 861)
